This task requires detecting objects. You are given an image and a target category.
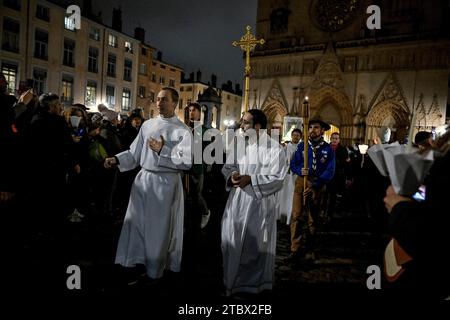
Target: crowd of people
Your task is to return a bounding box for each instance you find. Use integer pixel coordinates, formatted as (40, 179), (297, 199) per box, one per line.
(1, 72), (449, 299)
(2, 87), (145, 226)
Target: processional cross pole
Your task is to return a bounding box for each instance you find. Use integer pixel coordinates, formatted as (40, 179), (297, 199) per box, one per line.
(302, 97), (309, 205)
(232, 25), (265, 112)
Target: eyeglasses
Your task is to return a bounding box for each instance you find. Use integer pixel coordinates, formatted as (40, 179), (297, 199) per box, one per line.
(241, 119), (253, 125)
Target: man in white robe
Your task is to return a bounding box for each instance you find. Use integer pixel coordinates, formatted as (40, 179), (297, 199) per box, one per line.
(104, 87), (192, 279)
(221, 109), (287, 296)
(279, 128), (301, 225)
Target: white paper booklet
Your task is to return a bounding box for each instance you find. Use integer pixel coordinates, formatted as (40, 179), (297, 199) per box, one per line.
(368, 142), (434, 195)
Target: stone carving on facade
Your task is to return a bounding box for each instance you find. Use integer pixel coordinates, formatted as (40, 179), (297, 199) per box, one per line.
(262, 62), (294, 77)
(366, 73), (411, 143)
(252, 89), (258, 109)
(270, 7), (291, 34)
(312, 42), (345, 90)
(261, 79), (288, 112)
(413, 94), (442, 130)
(355, 94), (367, 115)
(310, 0), (360, 32)
(290, 87), (300, 116)
(369, 73), (410, 114)
(303, 59), (316, 75)
(353, 94), (367, 142)
(261, 79), (288, 126)
(309, 86), (353, 126)
(415, 94), (427, 129)
(428, 94), (443, 127)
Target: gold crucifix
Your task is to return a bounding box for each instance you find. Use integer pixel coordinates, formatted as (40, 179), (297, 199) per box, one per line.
(233, 25), (265, 112)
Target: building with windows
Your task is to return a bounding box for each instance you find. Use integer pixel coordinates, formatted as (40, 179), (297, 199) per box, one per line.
(179, 71), (242, 131)
(250, 0), (449, 144)
(0, 0), (139, 114)
(134, 27), (183, 119)
(143, 50), (182, 119)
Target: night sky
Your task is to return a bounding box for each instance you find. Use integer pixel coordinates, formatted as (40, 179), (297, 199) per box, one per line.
(80, 0), (258, 88)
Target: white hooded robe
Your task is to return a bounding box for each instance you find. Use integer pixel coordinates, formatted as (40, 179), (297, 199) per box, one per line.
(279, 141), (299, 225)
(114, 115), (191, 278)
(221, 132), (287, 295)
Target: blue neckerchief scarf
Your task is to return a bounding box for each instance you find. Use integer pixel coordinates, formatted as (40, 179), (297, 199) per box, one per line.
(309, 137), (325, 173)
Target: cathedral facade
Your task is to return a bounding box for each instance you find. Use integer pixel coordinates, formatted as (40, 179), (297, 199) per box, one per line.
(250, 0), (450, 145)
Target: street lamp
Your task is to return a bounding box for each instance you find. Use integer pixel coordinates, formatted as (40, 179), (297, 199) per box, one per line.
(223, 119), (235, 127)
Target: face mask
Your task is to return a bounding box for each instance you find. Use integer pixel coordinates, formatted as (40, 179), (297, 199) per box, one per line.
(70, 116), (82, 128)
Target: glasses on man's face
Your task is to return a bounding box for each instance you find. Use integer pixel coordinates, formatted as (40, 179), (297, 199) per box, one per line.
(241, 119), (253, 125)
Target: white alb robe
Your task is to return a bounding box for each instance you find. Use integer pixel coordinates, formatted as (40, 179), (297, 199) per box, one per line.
(114, 115), (192, 278)
(278, 142), (299, 225)
(221, 132), (287, 295)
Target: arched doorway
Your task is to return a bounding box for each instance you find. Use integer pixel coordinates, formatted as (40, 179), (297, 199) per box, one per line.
(366, 101), (409, 144)
(315, 100), (341, 143)
(262, 102), (287, 132)
(309, 87), (353, 146)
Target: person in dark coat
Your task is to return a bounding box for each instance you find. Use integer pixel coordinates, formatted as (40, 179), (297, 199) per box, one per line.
(29, 93), (75, 235)
(0, 72), (18, 203)
(121, 111), (143, 149)
(63, 106), (91, 220)
(117, 111), (144, 217)
(383, 129), (450, 299)
(0, 73), (22, 256)
(182, 102), (211, 275)
(361, 127), (392, 249)
(97, 103), (123, 217)
(325, 132), (350, 220)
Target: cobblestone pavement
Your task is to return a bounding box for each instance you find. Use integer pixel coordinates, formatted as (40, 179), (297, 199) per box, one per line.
(273, 214), (385, 300)
(12, 164), (386, 303)
(15, 202), (385, 304)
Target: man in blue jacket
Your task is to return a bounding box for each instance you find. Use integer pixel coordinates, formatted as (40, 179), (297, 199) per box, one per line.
(287, 116), (335, 263)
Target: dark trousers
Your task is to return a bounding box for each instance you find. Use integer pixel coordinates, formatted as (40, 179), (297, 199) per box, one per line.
(188, 173), (208, 216)
(183, 173), (208, 273)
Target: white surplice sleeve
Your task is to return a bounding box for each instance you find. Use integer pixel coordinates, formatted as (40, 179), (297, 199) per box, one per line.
(157, 128), (192, 171)
(250, 146), (287, 199)
(116, 126), (144, 172)
(222, 148), (240, 191)
(222, 163), (240, 192)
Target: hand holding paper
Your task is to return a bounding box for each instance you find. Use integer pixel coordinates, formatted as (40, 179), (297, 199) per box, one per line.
(368, 142), (434, 196)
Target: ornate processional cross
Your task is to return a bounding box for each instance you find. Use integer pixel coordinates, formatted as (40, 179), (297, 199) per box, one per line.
(233, 26), (265, 112)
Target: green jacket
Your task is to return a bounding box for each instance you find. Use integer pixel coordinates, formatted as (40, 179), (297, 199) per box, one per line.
(189, 124), (207, 175)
